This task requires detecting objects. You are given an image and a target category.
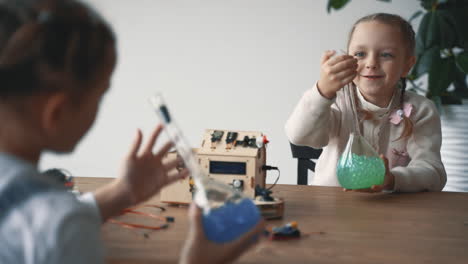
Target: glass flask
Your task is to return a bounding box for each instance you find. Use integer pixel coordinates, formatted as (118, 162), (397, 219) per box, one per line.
(336, 85), (385, 189)
(149, 94), (261, 243)
(337, 133), (385, 189)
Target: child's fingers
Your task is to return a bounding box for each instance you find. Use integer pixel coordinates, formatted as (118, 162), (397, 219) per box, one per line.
(154, 141), (173, 160)
(127, 129), (143, 158)
(169, 167), (190, 179)
(371, 185), (384, 192)
(321, 50), (336, 64)
(166, 168), (190, 185)
(328, 57), (358, 74)
(326, 54), (355, 68)
(162, 156), (181, 171)
(341, 73), (357, 85)
(379, 154), (389, 171)
(142, 124), (164, 155)
(188, 202), (205, 238)
(333, 68), (357, 81)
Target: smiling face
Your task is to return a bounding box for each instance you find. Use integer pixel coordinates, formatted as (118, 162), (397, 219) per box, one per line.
(348, 21), (415, 107)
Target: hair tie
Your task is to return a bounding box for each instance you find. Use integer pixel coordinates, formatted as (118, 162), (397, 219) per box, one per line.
(396, 109), (404, 118)
(389, 103), (413, 125)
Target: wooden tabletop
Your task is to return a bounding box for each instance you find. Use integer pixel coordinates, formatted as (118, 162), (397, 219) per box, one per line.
(75, 177), (468, 264)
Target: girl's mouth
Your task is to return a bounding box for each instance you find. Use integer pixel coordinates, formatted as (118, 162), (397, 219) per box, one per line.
(362, 75), (384, 80)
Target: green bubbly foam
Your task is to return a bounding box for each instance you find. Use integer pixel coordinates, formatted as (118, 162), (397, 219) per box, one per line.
(337, 153), (385, 189)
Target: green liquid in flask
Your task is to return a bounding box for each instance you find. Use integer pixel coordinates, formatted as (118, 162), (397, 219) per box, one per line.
(337, 153), (385, 189)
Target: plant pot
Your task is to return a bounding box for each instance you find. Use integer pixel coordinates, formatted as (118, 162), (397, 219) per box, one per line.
(441, 100), (468, 192)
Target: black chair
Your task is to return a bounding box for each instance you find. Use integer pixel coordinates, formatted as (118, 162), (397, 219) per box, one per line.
(289, 142), (323, 185)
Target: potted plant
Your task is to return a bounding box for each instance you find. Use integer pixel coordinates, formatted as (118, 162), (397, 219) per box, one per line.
(327, 0), (468, 191)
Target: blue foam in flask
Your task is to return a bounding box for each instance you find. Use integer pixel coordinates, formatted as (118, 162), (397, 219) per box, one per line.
(202, 198), (260, 243)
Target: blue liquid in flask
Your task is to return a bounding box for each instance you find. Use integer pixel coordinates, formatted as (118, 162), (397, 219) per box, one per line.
(202, 198), (260, 243)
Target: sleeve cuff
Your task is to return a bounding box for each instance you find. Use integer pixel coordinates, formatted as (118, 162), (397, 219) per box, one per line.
(77, 192), (102, 222)
(312, 82), (336, 101)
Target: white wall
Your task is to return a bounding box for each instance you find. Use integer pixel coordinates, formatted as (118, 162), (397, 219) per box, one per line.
(39, 0), (422, 184)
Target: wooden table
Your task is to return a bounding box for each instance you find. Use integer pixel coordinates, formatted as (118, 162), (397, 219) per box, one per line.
(75, 177), (468, 264)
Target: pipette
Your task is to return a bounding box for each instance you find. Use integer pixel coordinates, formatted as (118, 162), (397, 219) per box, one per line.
(149, 94), (261, 243)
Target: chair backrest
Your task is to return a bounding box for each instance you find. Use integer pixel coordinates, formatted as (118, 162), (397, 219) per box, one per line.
(289, 143), (322, 185)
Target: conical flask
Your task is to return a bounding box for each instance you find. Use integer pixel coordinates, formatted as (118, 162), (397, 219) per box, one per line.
(149, 94), (261, 243)
(336, 85), (385, 189)
(337, 133), (385, 189)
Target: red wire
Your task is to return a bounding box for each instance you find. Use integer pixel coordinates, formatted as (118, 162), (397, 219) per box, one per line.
(108, 204), (169, 230)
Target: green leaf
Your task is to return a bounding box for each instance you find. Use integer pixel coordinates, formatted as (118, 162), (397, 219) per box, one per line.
(448, 4), (468, 49)
(428, 55), (455, 97)
(420, 0), (449, 10)
(416, 12), (434, 51)
(327, 0), (351, 13)
(411, 46), (439, 78)
(455, 51), (468, 73)
(436, 10), (457, 48)
(420, 0), (435, 10)
(409, 10), (423, 23)
(416, 11), (457, 52)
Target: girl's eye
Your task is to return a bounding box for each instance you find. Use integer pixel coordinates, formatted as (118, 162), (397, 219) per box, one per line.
(354, 51), (365, 57)
(381, 52), (394, 58)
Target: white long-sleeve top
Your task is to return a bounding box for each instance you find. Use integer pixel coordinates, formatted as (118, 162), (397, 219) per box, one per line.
(285, 84), (446, 192)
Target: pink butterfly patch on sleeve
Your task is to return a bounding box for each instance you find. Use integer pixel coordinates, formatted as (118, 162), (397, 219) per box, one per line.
(389, 103), (413, 125)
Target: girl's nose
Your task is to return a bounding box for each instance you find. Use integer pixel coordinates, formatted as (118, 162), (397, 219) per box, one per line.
(365, 55), (378, 69)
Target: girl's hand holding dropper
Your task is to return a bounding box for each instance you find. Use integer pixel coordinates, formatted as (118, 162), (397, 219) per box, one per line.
(317, 50), (358, 99)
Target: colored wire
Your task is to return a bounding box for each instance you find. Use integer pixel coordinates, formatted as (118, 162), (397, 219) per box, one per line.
(107, 204), (171, 231)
